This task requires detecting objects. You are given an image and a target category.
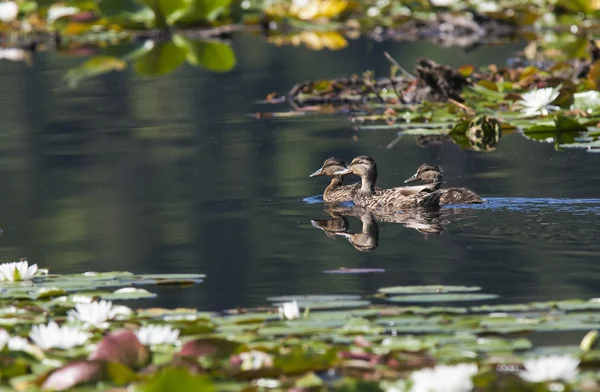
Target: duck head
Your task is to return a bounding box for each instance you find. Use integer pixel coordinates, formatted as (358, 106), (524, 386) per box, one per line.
(333, 156), (377, 178)
(334, 156), (378, 193)
(404, 164), (443, 184)
(310, 157), (347, 178)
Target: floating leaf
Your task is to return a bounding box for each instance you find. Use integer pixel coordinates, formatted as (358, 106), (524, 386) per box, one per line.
(323, 268), (385, 274)
(386, 294), (499, 303)
(41, 360), (106, 391)
(138, 366), (214, 392)
(89, 329), (151, 370)
(379, 286), (482, 295)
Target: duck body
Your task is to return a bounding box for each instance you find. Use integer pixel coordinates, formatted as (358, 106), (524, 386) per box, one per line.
(404, 164), (484, 205)
(333, 156), (442, 212)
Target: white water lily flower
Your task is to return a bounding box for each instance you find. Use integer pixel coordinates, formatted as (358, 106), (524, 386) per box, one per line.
(0, 48), (28, 62)
(0, 260), (40, 281)
(67, 300), (131, 327)
(517, 87), (560, 116)
(0, 1), (18, 22)
(47, 4), (77, 22)
(572, 90), (600, 112)
(278, 300), (300, 320)
(0, 329), (9, 350)
(7, 336), (30, 351)
(430, 0), (456, 6)
(29, 321), (91, 350)
(410, 363), (478, 392)
(135, 325), (179, 346)
(519, 355), (579, 383)
(239, 350), (274, 371)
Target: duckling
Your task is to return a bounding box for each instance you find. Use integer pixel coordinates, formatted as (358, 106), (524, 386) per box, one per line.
(310, 157), (382, 203)
(404, 164), (484, 205)
(333, 156), (442, 211)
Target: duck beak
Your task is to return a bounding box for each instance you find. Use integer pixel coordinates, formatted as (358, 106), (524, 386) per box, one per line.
(404, 173), (418, 183)
(310, 168), (324, 177)
(333, 168), (352, 175)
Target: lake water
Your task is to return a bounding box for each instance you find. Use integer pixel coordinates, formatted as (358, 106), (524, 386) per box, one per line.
(0, 34), (599, 312)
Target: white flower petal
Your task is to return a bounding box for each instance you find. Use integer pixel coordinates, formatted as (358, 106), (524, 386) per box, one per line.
(410, 363), (478, 392)
(278, 300), (301, 320)
(0, 260), (40, 281)
(0, 329), (9, 351)
(135, 325), (180, 346)
(29, 321), (91, 350)
(0, 1), (18, 23)
(519, 355), (579, 383)
(68, 300), (127, 327)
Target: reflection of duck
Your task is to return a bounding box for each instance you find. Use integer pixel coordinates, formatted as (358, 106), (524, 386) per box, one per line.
(336, 211), (379, 252)
(311, 205), (446, 251)
(404, 164), (484, 205)
(310, 157), (382, 203)
(333, 156), (442, 211)
(310, 209), (348, 239)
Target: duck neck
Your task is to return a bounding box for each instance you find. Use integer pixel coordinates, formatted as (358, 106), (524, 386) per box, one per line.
(360, 167), (377, 194)
(325, 176), (344, 192)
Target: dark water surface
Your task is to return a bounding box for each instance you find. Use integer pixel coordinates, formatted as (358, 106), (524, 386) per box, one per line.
(0, 34), (599, 311)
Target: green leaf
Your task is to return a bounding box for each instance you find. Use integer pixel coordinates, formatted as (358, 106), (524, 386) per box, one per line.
(134, 41), (187, 75)
(135, 0), (192, 26)
(172, 35), (236, 72)
(555, 115), (587, 132)
(175, 0), (233, 23)
(138, 366), (215, 392)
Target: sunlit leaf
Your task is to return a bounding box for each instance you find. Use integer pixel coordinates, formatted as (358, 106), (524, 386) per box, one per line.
(174, 0), (233, 23)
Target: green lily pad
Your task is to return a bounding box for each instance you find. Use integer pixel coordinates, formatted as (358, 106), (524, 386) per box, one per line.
(378, 285), (482, 295)
(386, 294), (499, 303)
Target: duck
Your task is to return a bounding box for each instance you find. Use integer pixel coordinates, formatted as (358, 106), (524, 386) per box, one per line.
(310, 157), (382, 203)
(333, 156), (442, 211)
(403, 164), (484, 205)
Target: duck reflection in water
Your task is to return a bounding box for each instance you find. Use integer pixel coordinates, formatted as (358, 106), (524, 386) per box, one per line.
(311, 205), (446, 252)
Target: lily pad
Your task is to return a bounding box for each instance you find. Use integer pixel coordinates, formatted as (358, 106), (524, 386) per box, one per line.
(386, 294), (499, 303)
(378, 285), (482, 295)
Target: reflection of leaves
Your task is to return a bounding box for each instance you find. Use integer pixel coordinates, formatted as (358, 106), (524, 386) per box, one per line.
(172, 35), (236, 72)
(134, 41), (187, 75)
(64, 56), (127, 87)
(268, 31), (348, 51)
(134, 37), (236, 75)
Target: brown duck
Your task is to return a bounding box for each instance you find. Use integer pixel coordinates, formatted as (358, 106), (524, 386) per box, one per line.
(333, 156), (442, 211)
(310, 157), (382, 203)
(404, 164), (484, 205)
